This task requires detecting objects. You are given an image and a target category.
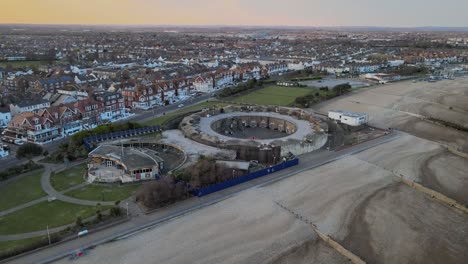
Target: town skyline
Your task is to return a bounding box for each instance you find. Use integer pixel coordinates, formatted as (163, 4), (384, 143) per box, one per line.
(2, 0), (468, 27)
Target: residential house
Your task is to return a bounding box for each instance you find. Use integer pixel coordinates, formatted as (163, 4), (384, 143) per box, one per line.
(74, 98), (104, 129)
(7, 112), (60, 143)
(35, 76), (74, 93)
(9, 98), (50, 116)
(93, 91), (125, 122)
(193, 75), (214, 93)
(0, 107), (11, 128)
(39, 105), (82, 136)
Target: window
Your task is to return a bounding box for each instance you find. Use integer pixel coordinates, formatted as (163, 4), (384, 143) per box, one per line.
(106, 160), (113, 167)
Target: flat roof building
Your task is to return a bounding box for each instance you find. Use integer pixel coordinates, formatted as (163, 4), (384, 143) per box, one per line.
(88, 144), (164, 183)
(328, 110), (368, 127)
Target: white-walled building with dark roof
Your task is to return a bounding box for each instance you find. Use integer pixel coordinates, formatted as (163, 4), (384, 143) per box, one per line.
(88, 144), (164, 183)
(328, 110), (368, 127)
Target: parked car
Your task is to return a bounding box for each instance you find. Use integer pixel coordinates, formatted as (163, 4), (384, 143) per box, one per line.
(178, 104), (185, 108)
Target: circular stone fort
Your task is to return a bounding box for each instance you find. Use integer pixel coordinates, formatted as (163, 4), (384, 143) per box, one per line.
(180, 105), (328, 163)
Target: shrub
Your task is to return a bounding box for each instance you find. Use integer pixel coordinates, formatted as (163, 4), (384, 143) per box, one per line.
(75, 216), (83, 227)
(110, 207), (122, 217)
(16, 143), (43, 159)
(0, 162), (43, 181)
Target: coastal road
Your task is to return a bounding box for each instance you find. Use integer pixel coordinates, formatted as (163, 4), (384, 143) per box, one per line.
(3, 131), (399, 264)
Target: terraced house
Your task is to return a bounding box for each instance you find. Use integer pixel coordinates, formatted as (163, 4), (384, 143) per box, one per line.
(7, 112), (60, 143)
(34, 76), (74, 92)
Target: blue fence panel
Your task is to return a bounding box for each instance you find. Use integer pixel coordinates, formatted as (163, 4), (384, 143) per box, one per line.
(194, 158), (299, 197)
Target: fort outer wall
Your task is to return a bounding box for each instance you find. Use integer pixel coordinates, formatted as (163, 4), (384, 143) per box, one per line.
(277, 133), (328, 156)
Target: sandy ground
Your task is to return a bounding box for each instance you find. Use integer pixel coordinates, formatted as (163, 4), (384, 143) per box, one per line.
(314, 77), (468, 152)
(354, 133), (468, 205)
(268, 239), (349, 264)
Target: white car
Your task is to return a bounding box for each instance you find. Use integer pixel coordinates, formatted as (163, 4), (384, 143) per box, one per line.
(178, 104), (185, 108)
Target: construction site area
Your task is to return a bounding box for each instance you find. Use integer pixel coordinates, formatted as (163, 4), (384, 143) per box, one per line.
(51, 78), (468, 264)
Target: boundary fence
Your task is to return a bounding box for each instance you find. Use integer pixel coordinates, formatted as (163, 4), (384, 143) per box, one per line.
(83, 126), (161, 150)
(193, 157), (299, 197)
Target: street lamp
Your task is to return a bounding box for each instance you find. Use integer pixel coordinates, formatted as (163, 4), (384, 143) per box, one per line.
(126, 202), (129, 217)
(46, 225), (51, 245)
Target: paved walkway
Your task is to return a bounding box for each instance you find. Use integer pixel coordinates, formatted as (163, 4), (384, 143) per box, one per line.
(40, 164), (115, 207)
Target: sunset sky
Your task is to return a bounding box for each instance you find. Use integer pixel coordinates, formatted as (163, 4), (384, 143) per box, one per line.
(2, 0), (468, 27)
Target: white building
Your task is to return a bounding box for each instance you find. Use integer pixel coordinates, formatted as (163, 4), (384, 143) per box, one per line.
(328, 110), (368, 126)
(193, 76), (214, 93)
(0, 146), (9, 158)
(288, 62), (305, 71)
(0, 109), (11, 128)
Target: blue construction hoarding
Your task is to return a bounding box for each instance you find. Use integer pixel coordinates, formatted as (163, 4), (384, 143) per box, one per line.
(194, 158), (299, 197)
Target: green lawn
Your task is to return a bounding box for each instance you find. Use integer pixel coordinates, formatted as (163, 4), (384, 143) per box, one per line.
(0, 200), (110, 235)
(50, 164), (87, 192)
(232, 85), (314, 106)
(143, 101), (228, 126)
(65, 184), (141, 202)
(0, 60), (46, 69)
(0, 169), (46, 212)
(0, 236), (46, 254)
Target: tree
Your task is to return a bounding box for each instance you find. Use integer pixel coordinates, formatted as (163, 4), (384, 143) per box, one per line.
(75, 216), (83, 227)
(16, 143), (43, 159)
(96, 210), (103, 221)
(110, 206), (122, 217)
(334, 83), (352, 96)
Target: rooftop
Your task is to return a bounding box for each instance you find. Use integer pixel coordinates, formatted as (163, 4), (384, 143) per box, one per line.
(89, 144), (163, 170)
(330, 110), (368, 118)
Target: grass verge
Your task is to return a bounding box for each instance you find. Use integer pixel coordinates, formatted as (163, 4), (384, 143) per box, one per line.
(0, 236), (45, 254)
(50, 164), (87, 192)
(0, 201), (110, 235)
(232, 85), (314, 106)
(65, 184), (141, 202)
(0, 169), (46, 212)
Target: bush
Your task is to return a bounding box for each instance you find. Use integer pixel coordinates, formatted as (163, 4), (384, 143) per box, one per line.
(96, 210), (103, 221)
(75, 216), (83, 227)
(0, 161), (43, 181)
(16, 143), (43, 159)
(136, 177), (189, 209)
(110, 207), (122, 217)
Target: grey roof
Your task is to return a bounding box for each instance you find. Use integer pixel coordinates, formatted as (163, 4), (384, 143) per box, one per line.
(329, 110), (368, 118)
(90, 145), (163, 171)
(15, 98), (50, 108)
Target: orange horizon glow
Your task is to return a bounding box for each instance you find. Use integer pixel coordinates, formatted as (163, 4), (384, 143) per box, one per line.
(1, 0), (322, 27)
(1, 0), (467, 27)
